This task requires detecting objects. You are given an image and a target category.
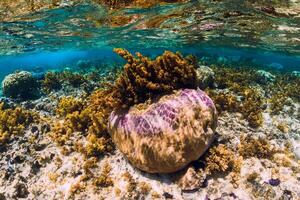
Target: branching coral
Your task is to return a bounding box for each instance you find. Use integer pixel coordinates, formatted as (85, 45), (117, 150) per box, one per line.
(0, 103), (39, 145)
(205, 144), (241, 174)
(41, 72), (62, 93)
(209, 66), (265, 127)
(205, 144), (242, 186)
(113, 48), (197, 107)
(238, 135), (278, 159)
(41, 71), (88, 93)
(56, 97), (84, 117)
(93, 163), (114, 187)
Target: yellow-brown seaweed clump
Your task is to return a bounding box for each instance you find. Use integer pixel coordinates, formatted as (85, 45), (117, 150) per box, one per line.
(0, 103), (39, 145)
(205, 144), (242, 186)
(239, 135), (279, 159)
(56, 96), (84, 117)
(112, 48), (197, 107)
(93, 162), (114, 187)
(51, 89), (117, 156)
(93, 0), (186, 9)
(41, 72), (62, 93)
(205, 144), (240, 174)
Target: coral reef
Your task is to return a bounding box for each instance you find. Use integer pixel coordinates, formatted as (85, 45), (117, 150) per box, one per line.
(93, 163), (113, 187)
(0, 62), (299, 199)
(93, 0), (185, 9)
(112, 48), (198, 107)
(41, 72), (62, 93)
(2, 71), (39, 99)
(41, 71), (88, 94)
(196, 65), (215, 89)
(0, 102), (39, 145)
(208, 66), (265, 127)
(56, 96), (84, 117)
(205, 144), (238, 174)
(238, 135), (279, 159)
(108, 89), (217, 173)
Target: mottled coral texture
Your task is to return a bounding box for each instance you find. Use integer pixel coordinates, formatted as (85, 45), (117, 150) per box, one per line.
(109, 89), (217, 173)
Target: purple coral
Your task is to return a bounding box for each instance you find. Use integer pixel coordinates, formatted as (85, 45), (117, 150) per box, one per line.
(108, 89), (218, 173)
(109, 89), (217, 137)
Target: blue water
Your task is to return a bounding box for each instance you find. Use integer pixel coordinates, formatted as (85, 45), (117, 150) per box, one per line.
(0, 1), (299, 81)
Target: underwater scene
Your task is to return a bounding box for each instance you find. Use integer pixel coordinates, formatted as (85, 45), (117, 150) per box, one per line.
(0, 0), (300, 199)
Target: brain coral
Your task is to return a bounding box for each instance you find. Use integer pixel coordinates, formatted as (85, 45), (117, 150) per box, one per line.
(108, 89), (217, 173)
(2, 71), (39, 99)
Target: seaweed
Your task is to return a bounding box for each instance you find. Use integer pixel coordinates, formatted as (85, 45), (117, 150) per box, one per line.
(93, 163), (114, 187)
(0, 103), (39, 145)
(56, 96), (84, 117)
(238, 135), (278, 159)
(41, 71), (88, 93)
(85, 133), (114, 157)
(113, 48), (198, 107)
(239, 88), (264, 128)
(267, 73), (300, 115)
(41, 72), (62, 93)
(209, 66), (265, 127)
(207, 90), (239, 113)
(205, 144), (242, 187)
(205, 144), (240, 174)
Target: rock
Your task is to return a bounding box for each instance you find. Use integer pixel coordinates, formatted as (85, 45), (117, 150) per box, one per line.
(269, 178), (280, 186)
(256, 70), (276, 84)
(108, 89), (217, 173)
(177, 167), (206, 191)
(162, 192), (173, 199)
(2, 71), (40, 99)
(196, 66), (215, 89)
(0, 193), (6, 200)
(294, 147), (300, 160)
(291, 71), (300, 78)
(13, 183), (29, 198)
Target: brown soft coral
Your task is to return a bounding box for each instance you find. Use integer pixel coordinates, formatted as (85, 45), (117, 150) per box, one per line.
(239, 135), (279, 159)
(93, 162), (114, 187)
(51, 89), (116, 156)
(41, 71), (62, 93)
(113, 48), (197, 107)
(0, 103), (39, 145)
(205, 144), (240, 174)
(56, 97), (84, 117)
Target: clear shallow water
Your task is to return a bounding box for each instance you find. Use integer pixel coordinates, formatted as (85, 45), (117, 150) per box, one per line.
(0, 1), (299, 80)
